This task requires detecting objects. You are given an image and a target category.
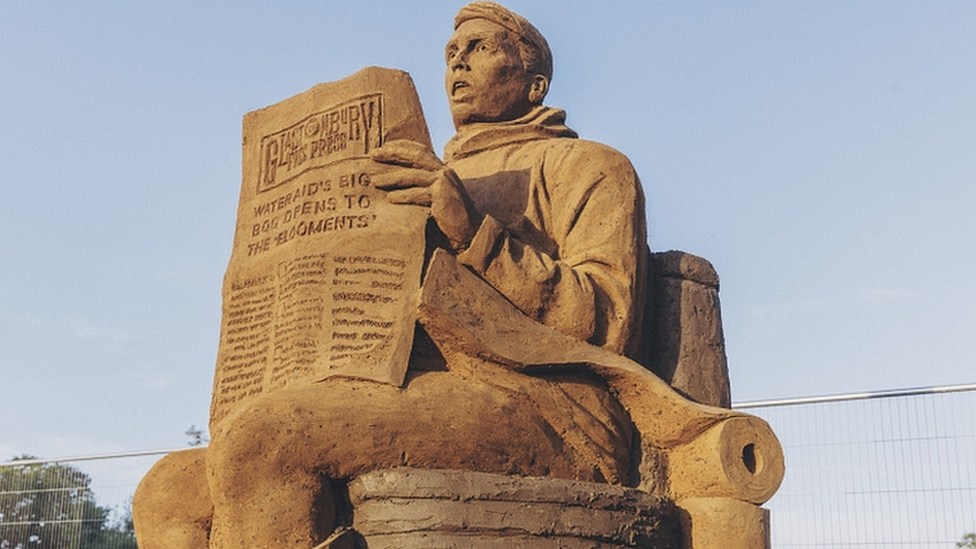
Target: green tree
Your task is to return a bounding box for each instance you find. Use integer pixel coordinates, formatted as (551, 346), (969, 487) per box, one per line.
(185, 425), (209, 447)
(0, 455), (136, 549)
(97, 498), (137, 549)
(959, 533), (976, 548)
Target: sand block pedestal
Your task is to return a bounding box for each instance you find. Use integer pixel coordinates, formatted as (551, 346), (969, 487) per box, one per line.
(345, 468), (681, 549)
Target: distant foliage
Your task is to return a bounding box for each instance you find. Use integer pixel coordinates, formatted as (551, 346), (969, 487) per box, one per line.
(959, 533), (976, 548)
(185, 425), (209, 447)
(0, 455), (136, 549)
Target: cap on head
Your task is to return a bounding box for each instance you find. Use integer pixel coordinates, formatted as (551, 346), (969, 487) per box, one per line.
(454, 2), (553, 81)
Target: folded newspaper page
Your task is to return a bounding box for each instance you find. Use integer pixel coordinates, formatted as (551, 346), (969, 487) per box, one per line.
(211, 67), (431, 425)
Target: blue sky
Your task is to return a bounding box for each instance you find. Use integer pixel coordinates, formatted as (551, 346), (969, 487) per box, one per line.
(1, 1), (973, 459)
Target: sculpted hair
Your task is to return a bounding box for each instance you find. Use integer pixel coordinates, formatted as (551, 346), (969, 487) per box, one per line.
(454, 1), (553, 82)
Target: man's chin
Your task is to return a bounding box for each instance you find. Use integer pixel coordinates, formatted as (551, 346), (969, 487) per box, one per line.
(449, 105), (478, 128)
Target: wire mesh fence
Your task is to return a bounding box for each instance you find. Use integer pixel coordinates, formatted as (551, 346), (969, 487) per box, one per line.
(2, 384), (975, 548)
(0, 451), (172, 549)
(739, 385), (976, 548)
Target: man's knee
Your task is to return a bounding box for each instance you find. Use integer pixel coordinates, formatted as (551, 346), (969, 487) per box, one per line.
(133, 448), (212, 549)
(207, 389), (330, 486)
(207, 402), (280, 486)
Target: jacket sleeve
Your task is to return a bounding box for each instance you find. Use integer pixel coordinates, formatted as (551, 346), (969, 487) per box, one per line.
(456, 142), (647, 358)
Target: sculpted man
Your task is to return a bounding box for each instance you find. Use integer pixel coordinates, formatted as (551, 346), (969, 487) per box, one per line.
(135, 3), (650, 548)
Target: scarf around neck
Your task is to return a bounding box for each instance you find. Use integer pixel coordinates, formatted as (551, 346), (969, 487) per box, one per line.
(443, 106), (578, 162)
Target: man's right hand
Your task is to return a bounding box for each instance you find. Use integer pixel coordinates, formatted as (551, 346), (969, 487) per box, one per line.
(370, 140), (482, 252)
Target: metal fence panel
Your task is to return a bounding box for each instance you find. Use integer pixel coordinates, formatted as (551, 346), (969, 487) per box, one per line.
(743, 387), (976, 547)
(0, 452), (169, 549)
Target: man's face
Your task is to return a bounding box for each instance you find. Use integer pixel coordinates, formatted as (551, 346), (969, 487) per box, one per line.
(445, 19), (534, 129)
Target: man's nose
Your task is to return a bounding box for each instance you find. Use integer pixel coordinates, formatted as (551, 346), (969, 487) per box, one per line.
(450, 52), (470, 71)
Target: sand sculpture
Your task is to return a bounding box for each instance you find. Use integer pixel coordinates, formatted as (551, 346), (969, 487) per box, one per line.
(133, 3), (784, 548)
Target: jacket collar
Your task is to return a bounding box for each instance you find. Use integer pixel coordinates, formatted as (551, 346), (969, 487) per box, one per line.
(444, 106), (578, 162)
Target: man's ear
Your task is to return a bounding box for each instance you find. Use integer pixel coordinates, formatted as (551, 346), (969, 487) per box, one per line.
(528, 74), (549, 104)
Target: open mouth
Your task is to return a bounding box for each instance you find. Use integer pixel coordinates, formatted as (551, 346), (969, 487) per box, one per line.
(452, 81), (469, 95)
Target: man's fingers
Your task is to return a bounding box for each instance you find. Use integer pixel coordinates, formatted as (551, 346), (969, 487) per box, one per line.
(371, 169), (435, 190)
(370, 140), (442, 170)
(386, 187), (432, 206)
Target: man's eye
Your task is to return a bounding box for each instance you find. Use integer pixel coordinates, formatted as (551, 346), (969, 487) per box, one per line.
(479, 43), (489, 52)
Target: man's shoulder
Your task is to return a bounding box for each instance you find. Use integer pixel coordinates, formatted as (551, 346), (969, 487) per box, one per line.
(531, 137), (637, 179)
(449, 132), (638, 186)
(544, 137), (630, 158)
